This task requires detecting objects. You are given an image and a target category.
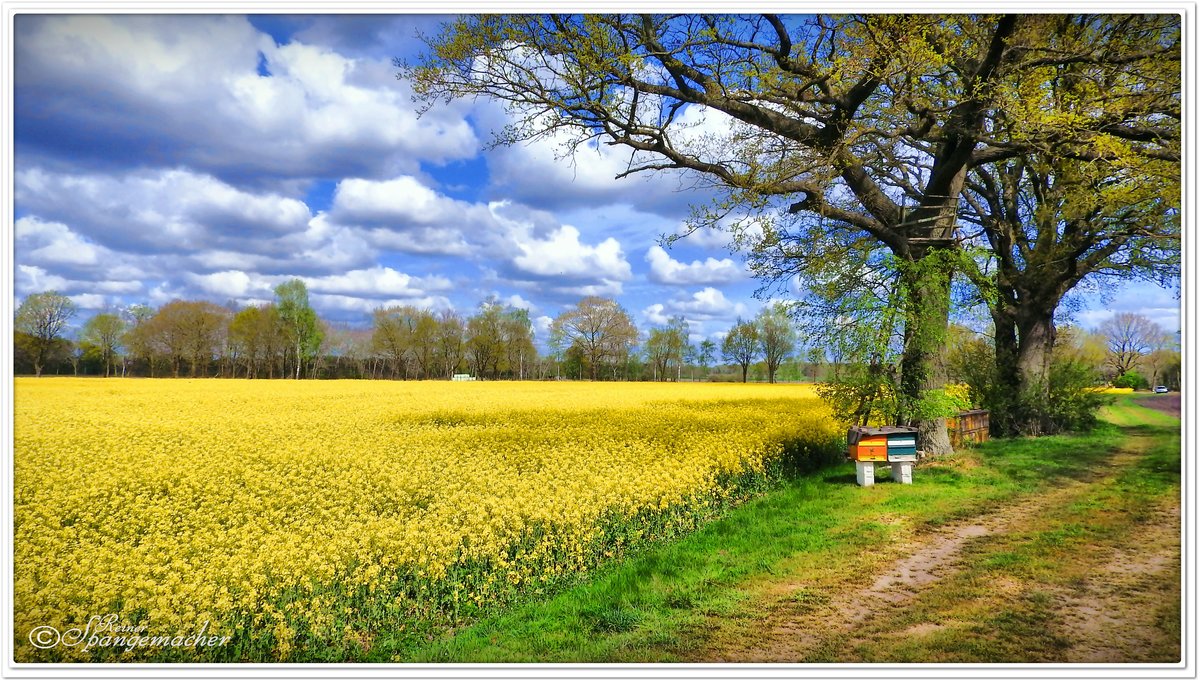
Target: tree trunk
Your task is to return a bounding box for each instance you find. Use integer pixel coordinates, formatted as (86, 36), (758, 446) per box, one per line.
(992, 305), (1020, 395)
(897, 254), (953, 455)
(741, 363), (749, 383)
(990, 294), (1059, 436)
(1011, 302), (1058, 434)
(1015, 306), (1056, 396)
(989, 302), (1021, 436)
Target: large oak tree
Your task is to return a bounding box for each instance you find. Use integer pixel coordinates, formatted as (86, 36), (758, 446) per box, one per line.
(954, 14), (1179, 433)
(408, 13), (1178, 451)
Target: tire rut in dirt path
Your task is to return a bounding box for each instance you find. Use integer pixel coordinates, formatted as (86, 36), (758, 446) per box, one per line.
(710, 485), (1080, 662)
(705, 437), (1155, 663)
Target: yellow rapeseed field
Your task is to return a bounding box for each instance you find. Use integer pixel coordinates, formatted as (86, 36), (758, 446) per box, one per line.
(14, 378), (841, 661)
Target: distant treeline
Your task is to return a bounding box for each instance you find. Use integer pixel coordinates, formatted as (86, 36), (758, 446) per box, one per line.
(14, 284), (816, 383)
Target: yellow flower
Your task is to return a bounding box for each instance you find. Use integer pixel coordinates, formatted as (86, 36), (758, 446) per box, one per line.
(14, 378), (840, 661)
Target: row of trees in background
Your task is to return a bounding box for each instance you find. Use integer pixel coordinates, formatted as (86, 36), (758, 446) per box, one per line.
(368, 300), (535, 380)
(14, 288), (803, 383)
(16, 286), (1177, 391)
(545, 297), (798, 383)
(15, 281), (327, 380)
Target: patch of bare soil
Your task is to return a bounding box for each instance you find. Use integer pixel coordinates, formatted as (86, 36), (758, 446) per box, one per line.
(1134, 392), (1181, 419)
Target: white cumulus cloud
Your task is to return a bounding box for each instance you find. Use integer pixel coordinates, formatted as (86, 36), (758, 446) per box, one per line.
(188, 270), (277, 300)
(16, 264), (70, 293)
(512, 225), (629, 281)
(645, 245), (743, 285)
(670, 287), (739, 318)
(643, 303), (670, 326)
(15, 216), (102, 266)
(303, 267), (452, 299)
(15, 15), (478, 182)
(16, 167), (315, 254)
(312, 293), (454, 314)
(642, 288), (751, 334)
(324, 176), (492, 256)
(69, 293), (109, 310)
(486, 201), (633, 298)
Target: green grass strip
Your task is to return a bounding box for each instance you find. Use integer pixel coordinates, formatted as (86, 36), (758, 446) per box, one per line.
(379, 406), (1165, 662)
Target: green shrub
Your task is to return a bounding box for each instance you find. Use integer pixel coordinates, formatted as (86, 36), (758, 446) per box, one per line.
(1036, 360), (1113, 433)
(950, 334), (1111, 437)
(1113, 370), (1149, 390)
(705, 372), (743, 383)
(983, 359), (1112, 436)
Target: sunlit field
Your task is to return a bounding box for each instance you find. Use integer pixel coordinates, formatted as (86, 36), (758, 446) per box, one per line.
(14, 378), (842, 661)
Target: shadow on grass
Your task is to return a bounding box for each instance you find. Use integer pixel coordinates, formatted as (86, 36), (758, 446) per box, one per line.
(820, 471), (859, 486)
(975, 423), (1125, 486)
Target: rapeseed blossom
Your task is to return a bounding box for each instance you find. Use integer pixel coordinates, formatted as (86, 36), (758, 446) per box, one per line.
(14, 379), (840, 661)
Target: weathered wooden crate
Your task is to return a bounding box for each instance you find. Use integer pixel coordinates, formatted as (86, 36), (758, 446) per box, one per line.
(947, 409), (990, 449)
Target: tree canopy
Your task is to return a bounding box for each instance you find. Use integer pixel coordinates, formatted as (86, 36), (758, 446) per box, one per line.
(274, 278), (323, 380)
(722, 318), (759, 383)
(15, 291), (76, 377)
(80, 312), (126, 378)
(408, 13), (1180, 449)
(550, 296), (638, 380)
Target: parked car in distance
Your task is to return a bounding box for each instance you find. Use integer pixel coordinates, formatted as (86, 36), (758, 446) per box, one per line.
(1154, 385), (1169, 393)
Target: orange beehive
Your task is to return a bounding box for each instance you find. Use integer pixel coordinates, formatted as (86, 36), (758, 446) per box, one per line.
(850, 436), (888, 461)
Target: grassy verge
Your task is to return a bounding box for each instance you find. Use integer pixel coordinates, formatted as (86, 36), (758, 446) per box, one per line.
(370, 396), (1176, 662)
(806, 398), (1181, 662)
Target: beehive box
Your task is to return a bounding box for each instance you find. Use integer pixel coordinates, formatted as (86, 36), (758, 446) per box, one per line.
(886, 432), (918, 462)
(847, 426), (918, 462)
(850, 436), (888, 461)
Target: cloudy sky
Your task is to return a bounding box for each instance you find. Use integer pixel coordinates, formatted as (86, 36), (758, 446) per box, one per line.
(11, 14), (1181, 346)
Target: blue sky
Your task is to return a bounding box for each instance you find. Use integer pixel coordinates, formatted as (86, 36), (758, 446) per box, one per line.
(10, 14), (1181, 347)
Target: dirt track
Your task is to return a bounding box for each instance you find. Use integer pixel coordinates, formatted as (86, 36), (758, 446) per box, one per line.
(702, 434), (1181, 663)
